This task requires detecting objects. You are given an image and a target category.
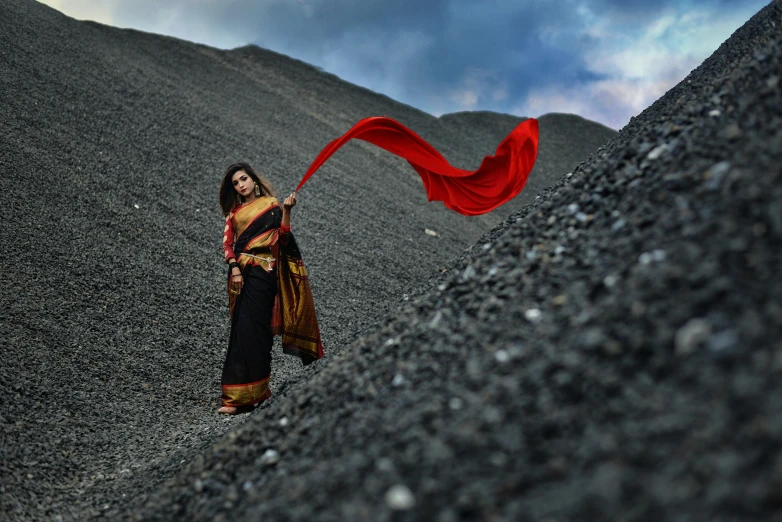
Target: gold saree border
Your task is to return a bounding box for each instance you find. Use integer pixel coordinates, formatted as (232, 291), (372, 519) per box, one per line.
(232, 197), (279, 239)
(277, 254), (321, 360)
(221, 377), (271, 407)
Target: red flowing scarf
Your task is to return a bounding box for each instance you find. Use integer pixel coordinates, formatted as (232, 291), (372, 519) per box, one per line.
(295, 116), (539, 216)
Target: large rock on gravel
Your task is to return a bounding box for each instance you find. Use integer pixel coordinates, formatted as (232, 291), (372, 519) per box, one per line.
(122, 1), (782, 521)
(0, 0), (614, 520)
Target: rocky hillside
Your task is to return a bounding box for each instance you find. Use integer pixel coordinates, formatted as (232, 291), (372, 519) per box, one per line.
(0, 0), (615, 520)
(124, 1), (781, 521)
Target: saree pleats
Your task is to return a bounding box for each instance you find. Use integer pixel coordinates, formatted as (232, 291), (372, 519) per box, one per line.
(221, 266), (277, 406)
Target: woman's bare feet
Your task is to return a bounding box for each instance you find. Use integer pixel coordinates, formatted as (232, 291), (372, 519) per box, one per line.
(217, 405), (237, 415)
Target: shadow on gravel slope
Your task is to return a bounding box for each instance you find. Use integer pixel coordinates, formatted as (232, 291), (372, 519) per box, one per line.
(0, 0), (614, 520)
(124, 1), (781, 521)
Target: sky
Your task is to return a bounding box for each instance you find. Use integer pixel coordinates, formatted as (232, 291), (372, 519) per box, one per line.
(39, 0), (769, 130)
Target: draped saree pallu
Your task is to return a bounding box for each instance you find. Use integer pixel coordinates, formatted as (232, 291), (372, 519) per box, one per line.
(293, 116), (540, 216)
(221, 196), (324, 407)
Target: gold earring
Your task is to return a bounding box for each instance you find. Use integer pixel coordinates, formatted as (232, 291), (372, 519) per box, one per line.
(254, 183), (261, 197)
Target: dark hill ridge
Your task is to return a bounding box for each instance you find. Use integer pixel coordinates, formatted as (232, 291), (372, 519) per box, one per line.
(0, 0), (614, 520)
(124, 1), (781, 521)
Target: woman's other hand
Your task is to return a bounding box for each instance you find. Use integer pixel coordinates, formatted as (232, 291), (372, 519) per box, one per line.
(231, 269), (243, 294)
(283, 192), (297, 211)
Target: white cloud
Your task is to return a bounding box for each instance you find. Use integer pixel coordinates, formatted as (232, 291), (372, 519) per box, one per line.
(37, 0), (113, 25)
(514, 76), (654, 128)
(115, 2), (249, 50)
(449, 89), (479, 109)
(492, 87), (508, 102)
(40, 0), (255, 49)
(516, 3), (765, 128)
(446, 67), (507, 111)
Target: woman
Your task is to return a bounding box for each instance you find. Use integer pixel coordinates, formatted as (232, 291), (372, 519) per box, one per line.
(217, 162), (324, 415)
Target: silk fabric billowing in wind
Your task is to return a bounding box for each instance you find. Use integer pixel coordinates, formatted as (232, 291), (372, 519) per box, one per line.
(295, 116), (539, 216)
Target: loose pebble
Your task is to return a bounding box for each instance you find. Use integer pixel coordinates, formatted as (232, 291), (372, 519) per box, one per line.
(647, 143), (669, 160)
(260, 449), (280, 466)
(675, 318), (712, 356)
(385, 484), (416, 510)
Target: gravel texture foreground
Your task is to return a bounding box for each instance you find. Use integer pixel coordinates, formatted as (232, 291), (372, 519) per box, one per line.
(0, 1), (616, 521)
(124, 1), (781, 521)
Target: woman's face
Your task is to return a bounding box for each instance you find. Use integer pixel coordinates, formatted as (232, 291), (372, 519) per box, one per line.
(232, 170), (254, 199)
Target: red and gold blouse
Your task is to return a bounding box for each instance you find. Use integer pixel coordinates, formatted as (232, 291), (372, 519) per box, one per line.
(222, 196), (291, 273)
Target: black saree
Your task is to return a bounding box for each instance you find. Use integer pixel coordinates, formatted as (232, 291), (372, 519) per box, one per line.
(220, 196), (324, 407)
(221, 265), (277, 406)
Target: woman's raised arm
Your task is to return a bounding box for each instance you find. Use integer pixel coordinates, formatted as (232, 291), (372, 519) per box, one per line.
(281, 192), (296, 237)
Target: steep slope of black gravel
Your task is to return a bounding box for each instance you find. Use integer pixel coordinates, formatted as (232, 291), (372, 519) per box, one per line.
(0, 0), (614, 521)
(125, 1), (782, 521)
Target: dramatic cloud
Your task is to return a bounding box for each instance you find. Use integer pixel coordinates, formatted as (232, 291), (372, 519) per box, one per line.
(39, 0), (113, 25)
(38, 0), (769, 129)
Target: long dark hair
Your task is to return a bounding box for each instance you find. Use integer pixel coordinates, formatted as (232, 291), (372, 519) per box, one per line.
(219, 162), (275, 216)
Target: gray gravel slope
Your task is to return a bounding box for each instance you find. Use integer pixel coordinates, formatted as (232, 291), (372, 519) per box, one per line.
(125, 1), (781, 521)
(0, 0), (614, 520)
